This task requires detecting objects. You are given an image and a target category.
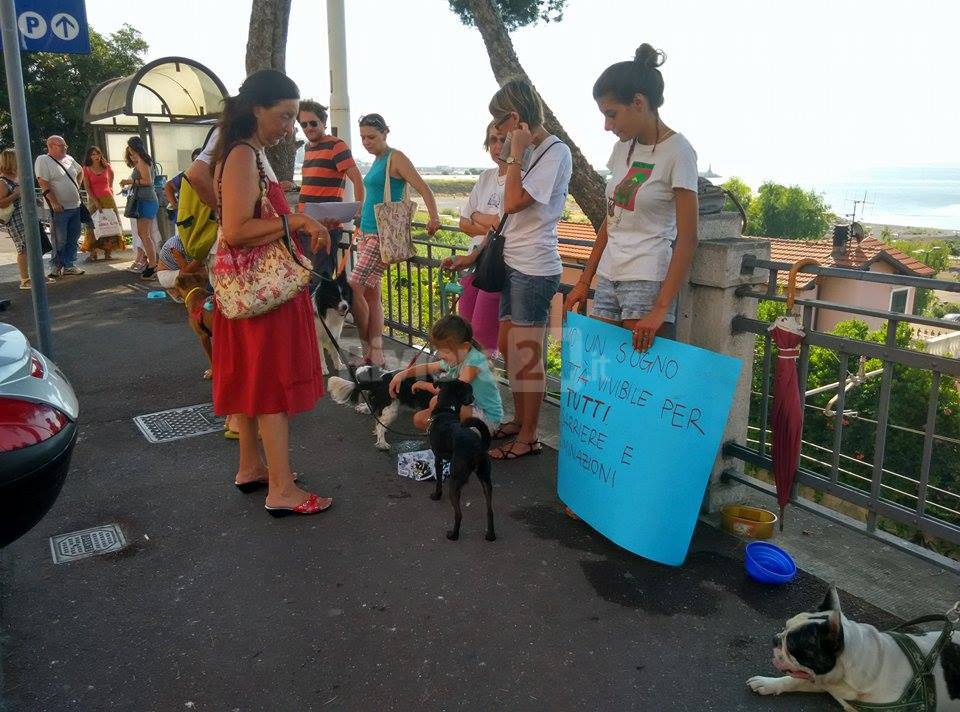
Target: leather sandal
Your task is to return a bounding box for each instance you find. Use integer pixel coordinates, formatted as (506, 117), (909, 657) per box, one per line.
(490, 439), (543, 460)
(491, 422), (522, 440)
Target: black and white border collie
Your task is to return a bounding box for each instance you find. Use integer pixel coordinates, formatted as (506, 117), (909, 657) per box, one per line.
(312, 272), (352, 374)
(327, 365), (435, 450)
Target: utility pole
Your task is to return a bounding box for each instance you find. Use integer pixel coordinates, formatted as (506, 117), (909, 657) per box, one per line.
(0, 0), (55, 356)
(326, 0), (351, 149)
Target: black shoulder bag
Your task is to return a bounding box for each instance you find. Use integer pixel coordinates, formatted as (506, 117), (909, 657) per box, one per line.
(471, 139), (563, 293)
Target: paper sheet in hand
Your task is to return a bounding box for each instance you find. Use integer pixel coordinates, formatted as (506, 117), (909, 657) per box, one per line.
(558, 313), (742, 566)
(302, 202), (359, 223)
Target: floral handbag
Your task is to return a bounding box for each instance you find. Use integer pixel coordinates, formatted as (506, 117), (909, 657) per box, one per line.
(374, 150), (417, 264)
(211, 143), (310, 320)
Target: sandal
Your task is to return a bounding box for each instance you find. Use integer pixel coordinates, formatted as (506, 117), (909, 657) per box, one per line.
(489, 439), (543, 461)
(491, 421), (522, 440)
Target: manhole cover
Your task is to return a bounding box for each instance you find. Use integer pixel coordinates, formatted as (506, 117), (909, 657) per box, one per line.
(50, 524), (126, 564)
(133, 403), (224, 443)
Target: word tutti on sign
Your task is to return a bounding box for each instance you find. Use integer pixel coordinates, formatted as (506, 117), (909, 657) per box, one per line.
(558, 313), (741, 566)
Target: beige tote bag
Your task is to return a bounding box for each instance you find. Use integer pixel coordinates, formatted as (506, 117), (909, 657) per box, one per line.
(374, 150), (417, 264)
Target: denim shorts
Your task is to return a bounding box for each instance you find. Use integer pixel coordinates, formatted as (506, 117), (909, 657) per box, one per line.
(498, 265), (560, 327)
(132, 200), (159, 220)
(592, 275), (677, 324)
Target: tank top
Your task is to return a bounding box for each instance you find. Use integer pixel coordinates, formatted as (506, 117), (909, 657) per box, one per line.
(360, 149), (406, 234)
(83, 166), (113, 198)
(131, 166), (158, 203)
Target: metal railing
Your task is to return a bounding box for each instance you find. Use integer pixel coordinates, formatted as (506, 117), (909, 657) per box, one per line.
(337, 220), (589, 398)
(727, 254), (960, 560)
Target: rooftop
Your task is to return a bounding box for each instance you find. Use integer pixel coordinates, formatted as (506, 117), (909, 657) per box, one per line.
(766, 236), (936, 288)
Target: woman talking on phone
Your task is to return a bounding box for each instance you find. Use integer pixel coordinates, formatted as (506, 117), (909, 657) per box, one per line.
(486, 78), (572, 461)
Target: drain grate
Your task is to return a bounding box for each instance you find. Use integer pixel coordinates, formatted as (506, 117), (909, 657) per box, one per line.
(134, 402), (225, 443)
(50, 524), (126, 564)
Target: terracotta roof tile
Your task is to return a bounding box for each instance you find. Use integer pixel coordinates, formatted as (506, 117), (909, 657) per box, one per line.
(557, 221), (597, 262)
(766, 236), (936, 287)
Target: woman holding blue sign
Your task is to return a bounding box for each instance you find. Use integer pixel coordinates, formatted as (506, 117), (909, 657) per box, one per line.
(564, 44), (699, 353)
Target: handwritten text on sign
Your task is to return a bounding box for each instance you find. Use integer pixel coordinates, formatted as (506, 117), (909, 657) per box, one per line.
(558, 313), (741, 566)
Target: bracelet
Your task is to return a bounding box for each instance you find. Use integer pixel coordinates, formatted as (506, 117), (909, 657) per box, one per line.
(280, 213), (289, 236)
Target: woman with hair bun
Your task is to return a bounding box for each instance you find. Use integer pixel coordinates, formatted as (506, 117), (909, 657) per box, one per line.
(564, 43), (699, 354)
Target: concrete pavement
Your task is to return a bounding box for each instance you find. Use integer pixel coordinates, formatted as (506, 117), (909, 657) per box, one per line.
(0, 267), (900, 711)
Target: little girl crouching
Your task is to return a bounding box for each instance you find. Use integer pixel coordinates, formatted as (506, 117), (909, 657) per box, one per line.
(388, 315), (504, 434)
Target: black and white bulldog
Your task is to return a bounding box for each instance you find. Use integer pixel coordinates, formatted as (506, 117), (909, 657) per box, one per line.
(748, 586), (960, 710)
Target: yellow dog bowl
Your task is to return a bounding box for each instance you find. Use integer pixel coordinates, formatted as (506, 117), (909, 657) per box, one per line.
(721, 505), (778, 540)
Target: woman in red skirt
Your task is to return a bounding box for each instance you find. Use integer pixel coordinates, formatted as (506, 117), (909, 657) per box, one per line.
(212, 70), (332, 516)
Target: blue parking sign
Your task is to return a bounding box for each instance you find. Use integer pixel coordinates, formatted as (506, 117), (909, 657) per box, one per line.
(0, 0), (90, 54)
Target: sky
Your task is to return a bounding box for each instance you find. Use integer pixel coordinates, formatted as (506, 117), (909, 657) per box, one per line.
(84, 0), (960, 189)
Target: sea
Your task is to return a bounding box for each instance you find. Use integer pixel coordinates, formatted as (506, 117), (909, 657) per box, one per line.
(714, 164), (960, 233)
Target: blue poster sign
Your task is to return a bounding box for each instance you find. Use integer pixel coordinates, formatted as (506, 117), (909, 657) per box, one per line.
(558, 313), (742, 566)
(0, 0), (90, 55)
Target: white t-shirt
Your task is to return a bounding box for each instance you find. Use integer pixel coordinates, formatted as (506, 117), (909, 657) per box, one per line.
(501, 136), (572, 277)
(597, 132), (698, 282)
(35, 154), (83, 209)
(460, 167), (505, 251)
(198, 127), (278, 182)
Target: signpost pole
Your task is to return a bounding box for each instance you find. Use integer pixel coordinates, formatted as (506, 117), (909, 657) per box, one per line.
(0, 0), (55, 356)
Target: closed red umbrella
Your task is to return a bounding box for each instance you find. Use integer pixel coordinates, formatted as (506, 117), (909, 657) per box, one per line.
(767, 258), (819, 530)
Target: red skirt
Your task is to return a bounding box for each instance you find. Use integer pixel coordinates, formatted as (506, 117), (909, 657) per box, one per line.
(212, 288), (324, 417)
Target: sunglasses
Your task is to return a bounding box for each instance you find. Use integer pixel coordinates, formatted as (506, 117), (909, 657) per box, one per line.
(358, 114), (387, 130)
(493, 113), (514, 130)
(299, 120), (321, 129)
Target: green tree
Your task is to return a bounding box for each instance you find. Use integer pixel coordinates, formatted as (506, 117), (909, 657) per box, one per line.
(721, 176), (752, 213)
(0, 25), (148, 159)
(746, 182), (831, 239)
(449, 0), (565, 28)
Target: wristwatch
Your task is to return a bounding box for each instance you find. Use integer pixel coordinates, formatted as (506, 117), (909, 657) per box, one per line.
(505, 156), (518, 165)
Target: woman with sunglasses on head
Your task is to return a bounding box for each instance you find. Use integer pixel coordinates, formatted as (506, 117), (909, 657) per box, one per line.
(441, 121), (507, 356)
(564, 44), (699, 354)
(350, 113), (441, 367)
(485, 78), (572, 461)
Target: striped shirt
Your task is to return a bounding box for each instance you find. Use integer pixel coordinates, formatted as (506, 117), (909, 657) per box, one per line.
(298, 137), (356, 205)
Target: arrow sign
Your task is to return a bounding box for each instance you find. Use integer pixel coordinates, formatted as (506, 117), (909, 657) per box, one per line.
(51, 13), (79, 41)
(0, 0), (90, 54)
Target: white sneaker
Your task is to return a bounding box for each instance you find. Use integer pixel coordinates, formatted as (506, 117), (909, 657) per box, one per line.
(61, 266), (85, 276)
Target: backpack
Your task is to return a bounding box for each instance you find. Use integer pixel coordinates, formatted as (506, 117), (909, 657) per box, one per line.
(176, 174), (218, 261)
(176, 126), (218, 260)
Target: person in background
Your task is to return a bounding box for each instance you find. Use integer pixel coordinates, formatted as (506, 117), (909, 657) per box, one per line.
(349, 113), (441, 367)
(485, 78), (572, 461)
(564, 43), (698, 353)
(0, 148), (55, 290)
(212, 69), (332, 516)
(441, 121), (507, 355)
(35, 135), (85, 278)
(80, 146), (124, 261)
(119, 136), (160, 279)
(163, 147), (202, 221)
(296, 100), (364, 278)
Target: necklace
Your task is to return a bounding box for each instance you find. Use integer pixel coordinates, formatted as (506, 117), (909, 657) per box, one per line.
(608, 123), (676, 225)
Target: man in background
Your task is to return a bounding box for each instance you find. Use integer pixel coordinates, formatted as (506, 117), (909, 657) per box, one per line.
(297, 100), (364, 277)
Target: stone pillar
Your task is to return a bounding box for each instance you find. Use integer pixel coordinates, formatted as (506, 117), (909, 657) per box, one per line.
(676, 213), (770, 511)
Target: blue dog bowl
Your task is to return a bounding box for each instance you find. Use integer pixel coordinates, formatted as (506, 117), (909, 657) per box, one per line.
(745, 541), (797, 584)
(146, 291), (167, 300)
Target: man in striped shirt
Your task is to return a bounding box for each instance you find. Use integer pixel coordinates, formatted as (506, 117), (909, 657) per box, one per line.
(297, 100), (364, 276)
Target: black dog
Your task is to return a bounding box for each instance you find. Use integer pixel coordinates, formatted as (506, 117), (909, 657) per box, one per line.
(313, 271), (352, 373)
(428, 380), (495, 542)
(328, 365), (434, 450)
